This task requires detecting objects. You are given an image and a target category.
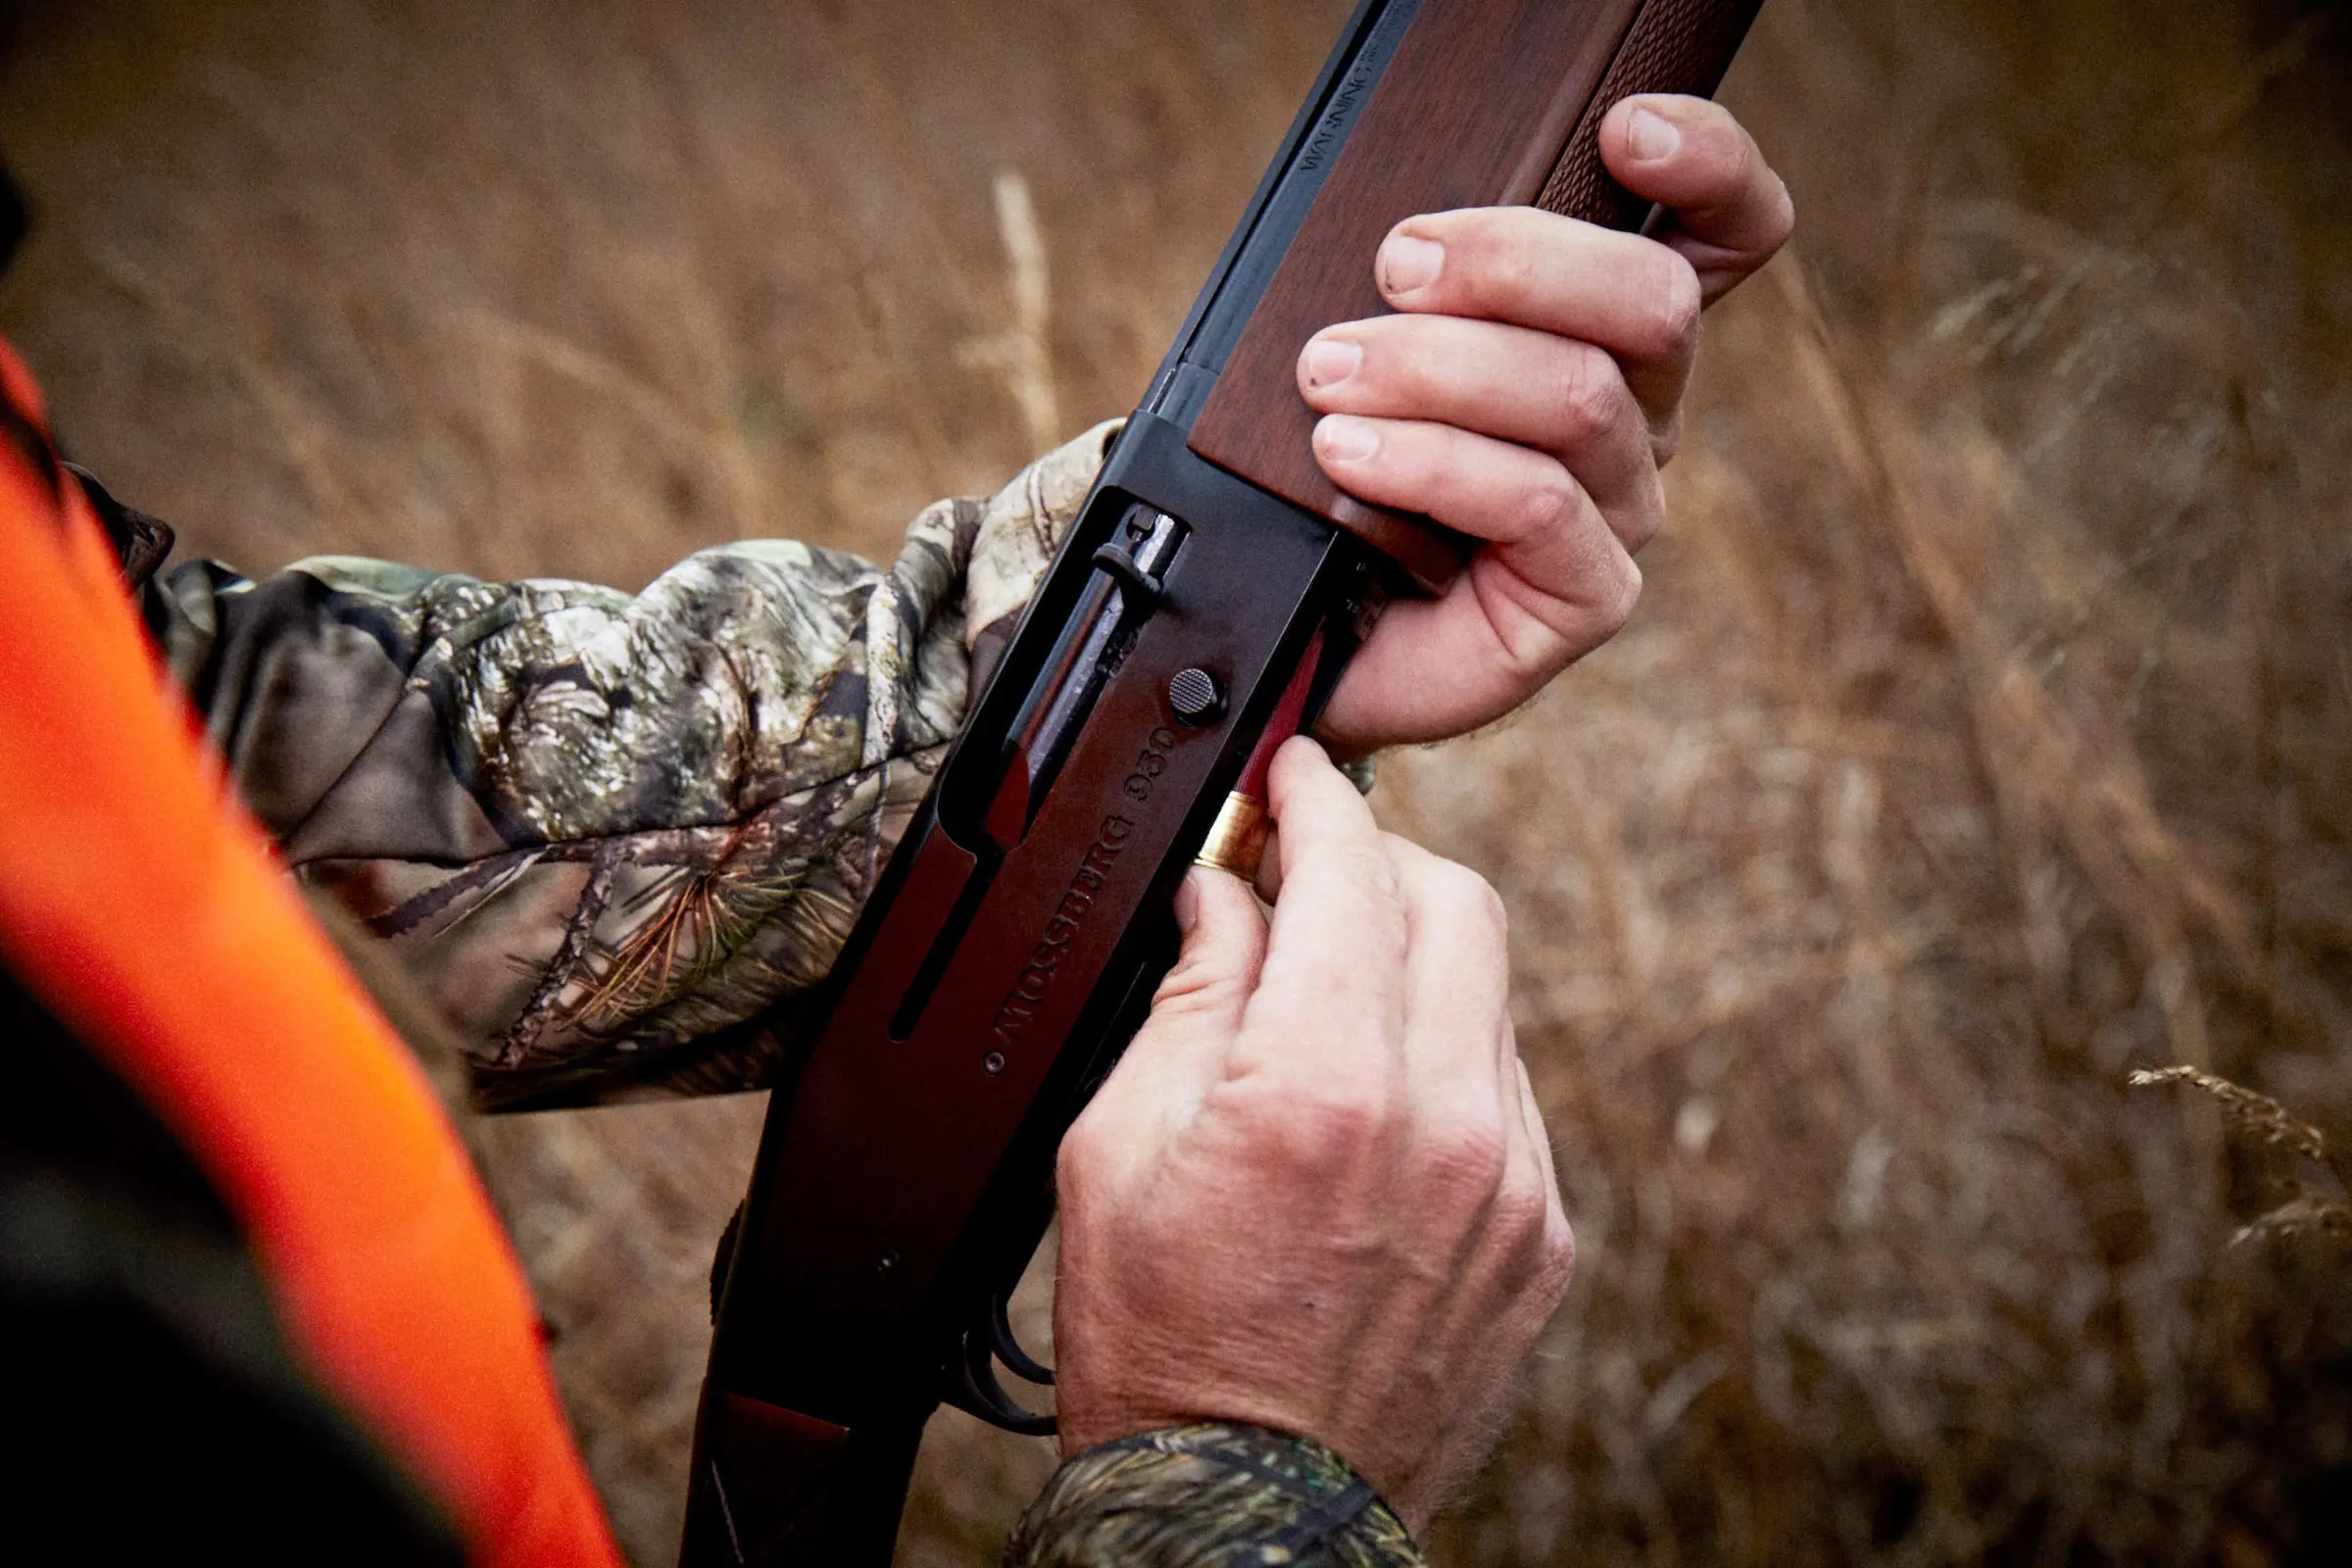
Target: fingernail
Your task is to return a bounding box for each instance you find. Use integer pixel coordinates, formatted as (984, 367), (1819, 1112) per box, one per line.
(1299, 335), (1361, 389)
(1173, 872), (1202, 935)
(1315, 415), (1379, 464)
(1378, 233), (1444, 296)
(1628, 105), (1682, 162)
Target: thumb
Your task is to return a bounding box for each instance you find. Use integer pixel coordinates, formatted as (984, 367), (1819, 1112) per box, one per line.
(1073, 870), (1267, 1170)
(1155, 867), (1269, 1037)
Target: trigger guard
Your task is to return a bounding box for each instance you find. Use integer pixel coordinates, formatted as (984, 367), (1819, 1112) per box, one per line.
(943, 1324), (1056, 1438)
(990, 1294), (1054, 1387)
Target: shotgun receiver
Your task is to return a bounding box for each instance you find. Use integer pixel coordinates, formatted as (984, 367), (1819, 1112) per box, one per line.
(685, 1), (1762, 1559)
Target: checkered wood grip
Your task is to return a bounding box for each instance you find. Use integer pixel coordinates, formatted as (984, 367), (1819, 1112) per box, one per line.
(1537, 0), (1765, 230)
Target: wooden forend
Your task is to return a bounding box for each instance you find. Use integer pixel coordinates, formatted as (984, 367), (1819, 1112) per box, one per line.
(1187, 0), (1761, 594)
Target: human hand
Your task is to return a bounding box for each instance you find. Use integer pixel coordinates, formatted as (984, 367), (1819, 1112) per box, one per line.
(1303, 95), (1793, 748)
(1052, 739), (1573, 1529)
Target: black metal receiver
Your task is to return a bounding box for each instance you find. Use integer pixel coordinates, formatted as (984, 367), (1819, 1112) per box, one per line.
(685, 2), (1763, 1561)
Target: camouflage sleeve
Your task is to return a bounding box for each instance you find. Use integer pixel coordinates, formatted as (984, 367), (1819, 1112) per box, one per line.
(1004, 1424), (1424, 1568)
(146, 423), (1119, 1109)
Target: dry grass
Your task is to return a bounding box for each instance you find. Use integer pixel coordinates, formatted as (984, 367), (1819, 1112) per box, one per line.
(4, 0), (2348, 1563)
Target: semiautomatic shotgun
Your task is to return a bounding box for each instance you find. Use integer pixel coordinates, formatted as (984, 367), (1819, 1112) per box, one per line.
(685, 1), (1762, 1560)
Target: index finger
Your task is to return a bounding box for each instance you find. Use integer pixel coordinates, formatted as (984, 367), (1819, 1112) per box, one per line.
(1227, 738), (1408, 1084)
(1386, 834), (1515, 1109)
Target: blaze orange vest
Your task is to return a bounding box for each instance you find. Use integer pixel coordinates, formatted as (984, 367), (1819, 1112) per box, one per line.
(0, 338), (620, 1568)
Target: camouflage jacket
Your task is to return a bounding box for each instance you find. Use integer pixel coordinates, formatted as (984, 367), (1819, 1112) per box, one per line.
(137, 430), (1112, 1109)
(98, 429), (1422, 1567)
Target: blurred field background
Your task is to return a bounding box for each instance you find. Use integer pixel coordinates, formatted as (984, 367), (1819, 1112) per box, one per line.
(4, 0), (2349, 1562)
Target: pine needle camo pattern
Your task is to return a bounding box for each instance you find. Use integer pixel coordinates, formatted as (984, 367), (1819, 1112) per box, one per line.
(143, 423), (1117, 1108)
(1006, 1424), (1421, 1568)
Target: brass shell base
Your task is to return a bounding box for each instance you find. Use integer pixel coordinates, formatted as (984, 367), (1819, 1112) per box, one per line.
(1195, 792), (1269, 879)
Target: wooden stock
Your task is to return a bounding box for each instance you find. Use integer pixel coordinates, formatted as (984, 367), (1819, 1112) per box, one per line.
(1188, 0), (1764, 593)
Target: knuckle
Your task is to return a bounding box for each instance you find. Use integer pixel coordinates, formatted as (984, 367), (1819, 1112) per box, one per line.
(1715, 112), (1761, 185)
(1151, 952), (1244, 1017)
(1683, 105), (1756, 199)
(1286, 1083), (1396, 1166)
(1762, 174), (1797, 252)
(1650, 413), (1685, 472)
(1365, 318), (1439, 403)
(1424, 1112), (1512, 1199)
(1539, 1207), (1578, 1294)
(1648, 254), (1703, 356)
(1550, 345), (1627, 447)
(1491, 1173), (1554, 1250)
(1434, 858), (1509, 941)
(1497, 624), (1567, 689)
(1620, 468), (1667, 553)
(1512, 472), (1582, 551)
(1595, 554), (1643, 637)
(1456, 209), (1541, 307)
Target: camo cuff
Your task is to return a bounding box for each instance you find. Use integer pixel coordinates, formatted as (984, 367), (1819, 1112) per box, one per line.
(1004, 1422), (1423, 1568)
